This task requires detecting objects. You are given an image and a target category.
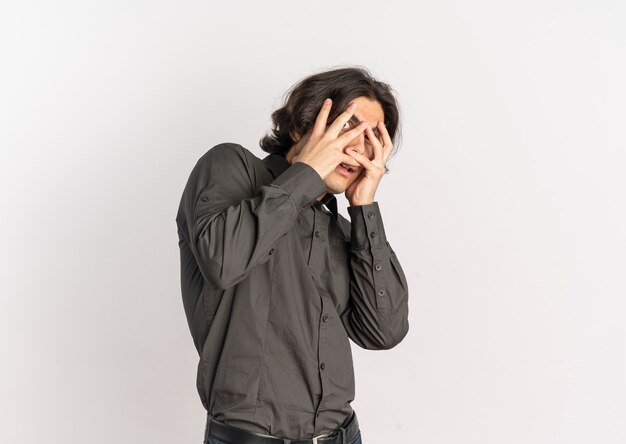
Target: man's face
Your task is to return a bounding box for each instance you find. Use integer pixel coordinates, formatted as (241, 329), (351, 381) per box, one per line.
(324, 96), (385, 195)
(287, 96), (385, 196)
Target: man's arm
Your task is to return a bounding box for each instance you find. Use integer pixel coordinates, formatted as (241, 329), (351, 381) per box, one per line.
(340, 201), (409, 350)
(177, 143), (327, 290)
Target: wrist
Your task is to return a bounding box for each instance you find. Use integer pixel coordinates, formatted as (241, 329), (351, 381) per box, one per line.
(349, 199), (374, 206)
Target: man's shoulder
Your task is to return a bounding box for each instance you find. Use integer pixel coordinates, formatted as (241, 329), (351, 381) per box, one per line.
(176, 143), (267, 228)
(198, 141), (258, 164)
(194, 142), (264, 174)
(194, 142), (270, 186)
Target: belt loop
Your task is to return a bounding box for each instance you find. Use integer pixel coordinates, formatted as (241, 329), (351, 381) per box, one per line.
(203, 414), (212, 444)
(340, 426), (347, 444)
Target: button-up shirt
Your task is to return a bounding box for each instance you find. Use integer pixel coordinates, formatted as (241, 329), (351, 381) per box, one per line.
(175, 142), (409, 439)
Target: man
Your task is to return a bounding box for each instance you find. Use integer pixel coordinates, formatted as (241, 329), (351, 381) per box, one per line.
(176, 66), (409, 444)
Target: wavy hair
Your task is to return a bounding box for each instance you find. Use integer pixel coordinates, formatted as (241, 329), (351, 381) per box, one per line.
(259, 65), (402, 169)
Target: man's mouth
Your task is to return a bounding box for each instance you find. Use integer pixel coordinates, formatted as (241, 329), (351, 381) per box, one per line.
(339, 162), (358, 173)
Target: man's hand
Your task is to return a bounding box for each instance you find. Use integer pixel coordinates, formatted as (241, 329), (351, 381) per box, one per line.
(292, 99), (369, 179)
(344, 121), (393, 206)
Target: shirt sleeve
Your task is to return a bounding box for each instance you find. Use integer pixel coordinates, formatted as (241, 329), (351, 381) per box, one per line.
(177, 143), (327, 290)
(341, 201), (410, 350)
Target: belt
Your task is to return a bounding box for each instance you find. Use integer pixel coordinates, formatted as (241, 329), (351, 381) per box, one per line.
(204, 411), (360, 444)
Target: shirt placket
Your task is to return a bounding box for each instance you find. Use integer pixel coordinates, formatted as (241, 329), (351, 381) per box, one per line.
(308, 205), (331, 427)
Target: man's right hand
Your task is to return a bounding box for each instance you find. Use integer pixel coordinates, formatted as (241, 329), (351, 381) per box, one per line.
(291, 99), (369, 179)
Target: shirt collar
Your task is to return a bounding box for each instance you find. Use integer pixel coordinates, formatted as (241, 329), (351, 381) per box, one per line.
(263, 153), (338, 221)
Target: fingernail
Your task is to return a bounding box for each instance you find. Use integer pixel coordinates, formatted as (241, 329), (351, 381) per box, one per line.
(349, 103), (357, 109)
(324, 98), (331, 105)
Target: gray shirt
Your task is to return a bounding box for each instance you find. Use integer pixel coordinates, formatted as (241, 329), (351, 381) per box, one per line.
(175, 142), (409, 439)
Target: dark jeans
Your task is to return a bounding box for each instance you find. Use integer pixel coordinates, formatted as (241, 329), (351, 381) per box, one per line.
(206, 430), (362, 444)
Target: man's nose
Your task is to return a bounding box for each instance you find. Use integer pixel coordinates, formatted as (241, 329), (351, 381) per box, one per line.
(345, 132), (372, 159)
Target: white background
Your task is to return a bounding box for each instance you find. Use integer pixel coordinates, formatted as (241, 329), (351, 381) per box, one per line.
(1, 1), (625, 443)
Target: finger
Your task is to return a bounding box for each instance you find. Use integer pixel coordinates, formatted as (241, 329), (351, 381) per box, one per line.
(326, 102), (359, 138)
(375, 121), (393, 163)
(311, 98), (333, 137)
(364, 125), (383, 161)
(378, 121), (393, 151)
(346, 148), (374, 169)
(335, 120), (368, 147)
(373, 121), (384, 142)
(340, 152), (359, 166)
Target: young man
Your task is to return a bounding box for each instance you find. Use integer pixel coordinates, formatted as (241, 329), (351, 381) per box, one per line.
(176, 67), (409, 444)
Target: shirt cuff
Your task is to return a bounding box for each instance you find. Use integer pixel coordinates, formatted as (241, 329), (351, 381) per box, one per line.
(347, 201), (388, 249)
(270, 161), (327, 215)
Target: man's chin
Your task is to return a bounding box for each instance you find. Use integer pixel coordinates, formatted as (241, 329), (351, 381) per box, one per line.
(324, 184), (344, 195)
(324, 178), (349, 195)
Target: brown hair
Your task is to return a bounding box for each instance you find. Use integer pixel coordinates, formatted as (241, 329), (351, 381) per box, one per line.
(259, 65), (403, 168)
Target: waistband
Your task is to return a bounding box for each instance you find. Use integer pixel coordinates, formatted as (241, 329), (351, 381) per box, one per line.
(204, 411), (359, 444)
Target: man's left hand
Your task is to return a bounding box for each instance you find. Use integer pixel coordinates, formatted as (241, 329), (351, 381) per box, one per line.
(344, 121), (393, 206)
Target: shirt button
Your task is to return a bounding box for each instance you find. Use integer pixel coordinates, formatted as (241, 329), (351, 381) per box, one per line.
(314, 230), (321, 238)
(201, 196), (209, 202)
(374, 263), (382, 271)
(269, 248), (275, 255)
(316, 412), (321, 417)
(377, 288), (386, 296)
(320, 362), (326, 371)
(370, 231), (377, 238)
(322, 314), (329, 322)
(367, 211), (375, 219)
